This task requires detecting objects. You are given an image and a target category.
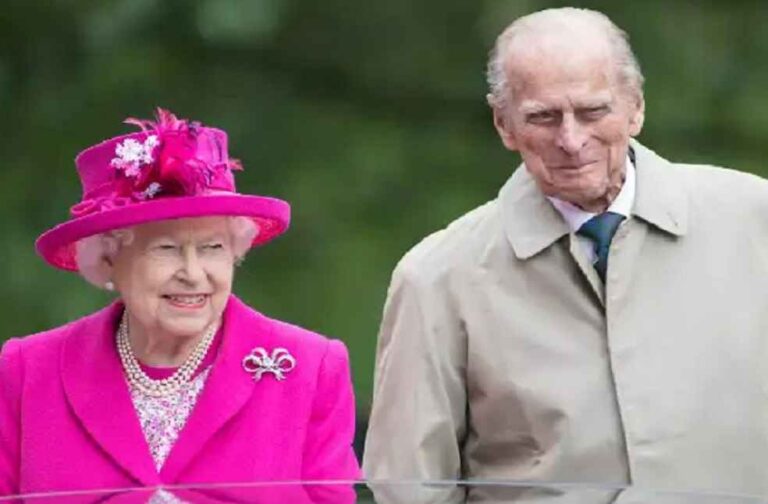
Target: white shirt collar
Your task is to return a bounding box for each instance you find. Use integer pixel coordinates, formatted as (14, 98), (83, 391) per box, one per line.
(546, 155), (635, 233)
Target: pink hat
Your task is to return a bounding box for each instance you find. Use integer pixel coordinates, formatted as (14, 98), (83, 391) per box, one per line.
(36, 108), (290, 271)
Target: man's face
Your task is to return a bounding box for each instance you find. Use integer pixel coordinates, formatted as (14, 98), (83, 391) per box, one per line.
(492, 48), (644, 211)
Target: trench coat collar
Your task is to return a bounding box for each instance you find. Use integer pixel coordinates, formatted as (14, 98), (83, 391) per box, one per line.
(630, 139), (688, 237)
(501, 140), (688, 260)
(500, 164), (570, 260)
(61, 295), (264, 485)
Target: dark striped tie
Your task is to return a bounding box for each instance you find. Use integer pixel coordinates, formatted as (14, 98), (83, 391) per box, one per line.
(577, 212), (625, 281)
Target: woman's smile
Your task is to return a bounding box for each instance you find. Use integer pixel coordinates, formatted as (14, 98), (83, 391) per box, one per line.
(162, 294), (209, 309)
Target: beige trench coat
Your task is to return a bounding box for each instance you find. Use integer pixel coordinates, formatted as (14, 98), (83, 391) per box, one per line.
(363, 141), (768, 502)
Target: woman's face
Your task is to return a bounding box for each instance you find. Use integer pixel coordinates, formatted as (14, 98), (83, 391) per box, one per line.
(110, 216), (236, 341)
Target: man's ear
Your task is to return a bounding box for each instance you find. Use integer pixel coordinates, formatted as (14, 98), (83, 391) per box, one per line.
(628, 95), (645, 137)
(490, 101), (519, 152)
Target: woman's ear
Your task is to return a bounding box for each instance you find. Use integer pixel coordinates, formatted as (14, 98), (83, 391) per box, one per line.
(102, 254), (116, 291)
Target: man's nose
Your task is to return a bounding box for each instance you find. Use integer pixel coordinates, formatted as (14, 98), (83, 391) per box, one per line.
(556, 115), (589, 155)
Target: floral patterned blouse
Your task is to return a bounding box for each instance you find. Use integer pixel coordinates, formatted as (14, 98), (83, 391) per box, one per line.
(125, 328), (222, 471)
(128, 368), (211, 470)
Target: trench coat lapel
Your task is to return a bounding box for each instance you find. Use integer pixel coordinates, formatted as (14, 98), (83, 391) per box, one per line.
(500, 165), (608, 301)
(501, 165), (571, 260)
(630, 140), (688, 237)
(602, 141), (688, 305)
(159, 296), (263, 482)
(61, 302), (160, 486)
(568, 232), (606, 304)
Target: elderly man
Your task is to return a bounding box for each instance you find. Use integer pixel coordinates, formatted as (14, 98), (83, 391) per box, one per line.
(363, 7), (768, 501)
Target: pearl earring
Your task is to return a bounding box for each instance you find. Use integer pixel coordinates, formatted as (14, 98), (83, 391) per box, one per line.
(105, 281), (115, 291)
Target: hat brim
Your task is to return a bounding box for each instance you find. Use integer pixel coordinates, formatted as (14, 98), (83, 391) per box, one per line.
(35, 194), (290, 271)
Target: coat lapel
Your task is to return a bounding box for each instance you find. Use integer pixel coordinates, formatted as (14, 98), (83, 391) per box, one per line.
(61, 302), (160, 486)
(499, 165), (607, 301)
(630, 140), (688, 237)
(568, 232), (606, 305)
(159, 296), (263, 482)
(500, 165), (571, 260)
(602, 141), (688, 307)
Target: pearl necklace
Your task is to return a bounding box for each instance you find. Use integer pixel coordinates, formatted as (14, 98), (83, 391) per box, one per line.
(116, 313), (218, 397)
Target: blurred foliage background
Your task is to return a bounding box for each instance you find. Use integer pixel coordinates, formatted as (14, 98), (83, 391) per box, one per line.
(1, 0), (767, 455)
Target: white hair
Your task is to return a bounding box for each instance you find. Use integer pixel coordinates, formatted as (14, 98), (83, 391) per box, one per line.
(486, 7), (645, 109)
(75, 216), (259, 289)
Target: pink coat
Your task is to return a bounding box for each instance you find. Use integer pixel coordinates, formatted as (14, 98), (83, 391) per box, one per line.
(0, 296), (360, 499)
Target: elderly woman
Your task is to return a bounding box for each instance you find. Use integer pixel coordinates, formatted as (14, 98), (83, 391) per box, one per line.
(0, 109), (360, 499)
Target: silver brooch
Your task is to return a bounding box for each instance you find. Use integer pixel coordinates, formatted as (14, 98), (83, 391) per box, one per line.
(242, 347), (296, 381)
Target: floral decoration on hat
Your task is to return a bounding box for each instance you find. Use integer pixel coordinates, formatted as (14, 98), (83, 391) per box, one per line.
(71, 108), (242, 218)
